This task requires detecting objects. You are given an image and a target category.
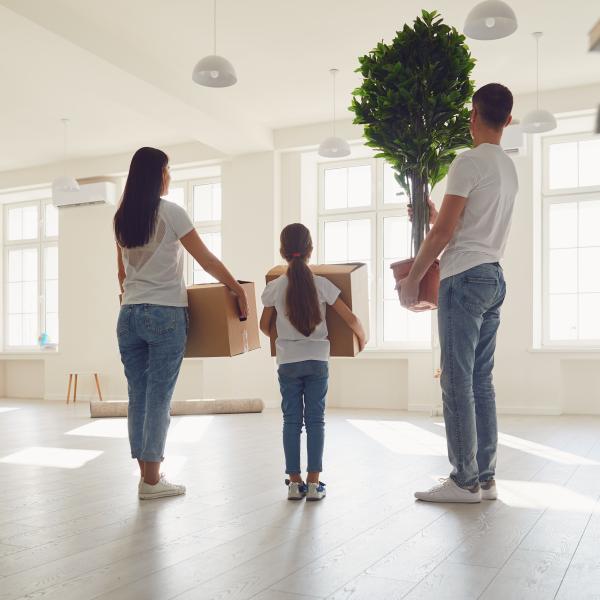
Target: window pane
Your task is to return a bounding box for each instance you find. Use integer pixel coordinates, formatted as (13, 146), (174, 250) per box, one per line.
(549, 203), (577, 249)
(383, 259), (399, 300)
(8, 250), (22, 282)
(22, 206), (38, 240)
(46, 313), (59, 344)
(347, 219), (371, 261)
(384, 300), (407, 342)
(549, 248), (577, 294)
(163, 187), (185, 208)
(8, 315), (21, 346)
(324, 221), (348, 262)
(193, 184), (214, 222)
(347, 166), (371, 208)
(579, 294), (600, 340)
(22, 248), (38, 281)
(45, 203), (59, 237)
(193, 231), (221, 284)
(22, 313), (38, 346)
(45, 280), (59, 313)
(8, 207), (22, 241)
(22, 281), (38, 313)
(579, 140), (600, 188)
(8, 283), (21, 314)
(212, 183), (222, 221)
(383, 164), (407, 204)
(384, 215), (411, 259)
(579, 247), (600, 293)
(45, 246), (58, 280)
(407, 310), (431, 343)
(549, 294), (578, 340)
(324, 168), (347, 210)
(578, 199), (600, 248)
(548, 142), (578, 190)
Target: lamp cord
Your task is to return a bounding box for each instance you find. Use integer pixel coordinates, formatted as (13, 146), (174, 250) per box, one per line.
(213, 0), (217, 55)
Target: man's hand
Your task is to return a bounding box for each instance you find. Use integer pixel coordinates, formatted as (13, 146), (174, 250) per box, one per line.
(398, 276), (420, 309)
(407, 198), (438, 225)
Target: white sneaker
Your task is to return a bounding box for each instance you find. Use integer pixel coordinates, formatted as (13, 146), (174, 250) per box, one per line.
(414, 478), (481, 503)
(481, 480), (497, 501)
(306, 481), (326, 501)
(286, 479), (308, 501)
(139, 476), (186, 500)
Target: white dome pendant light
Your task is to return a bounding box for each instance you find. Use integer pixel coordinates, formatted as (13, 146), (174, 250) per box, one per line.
(522, 32), (556, 134)
(192, 0), (237, 88)
(319, 68), (351, 158)
(52, 118), (79, 195)
(464, 0), (517, 40)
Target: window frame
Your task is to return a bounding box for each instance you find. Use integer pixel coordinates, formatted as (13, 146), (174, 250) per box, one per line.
(3, 198), (58, 351)
(317, 158), (431, 350)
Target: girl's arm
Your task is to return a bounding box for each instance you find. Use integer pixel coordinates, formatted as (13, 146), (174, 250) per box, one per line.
(116, 244), (125, 294)
(260, 307), (277, 338)
(180, 230), (249, 318)
(331, 298), (367, 352)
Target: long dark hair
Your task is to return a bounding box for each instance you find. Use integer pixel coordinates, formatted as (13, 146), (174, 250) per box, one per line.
(280, 223), (322, 337)
(114, 147), (168, 248)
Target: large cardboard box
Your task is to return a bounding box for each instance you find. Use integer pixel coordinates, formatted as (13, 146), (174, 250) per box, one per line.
(265, 263), (370, 357)
(185, 281), (260, 357)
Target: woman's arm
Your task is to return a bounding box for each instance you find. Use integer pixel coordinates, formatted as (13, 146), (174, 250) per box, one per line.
(330, 298), (367, 352)
(180, 229), (248, 318)
(260, 307), (277, 338)
(116, 244), (125, 294)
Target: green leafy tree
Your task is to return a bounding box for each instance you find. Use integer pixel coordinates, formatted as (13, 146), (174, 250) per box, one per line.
(351, 10), (475, 255)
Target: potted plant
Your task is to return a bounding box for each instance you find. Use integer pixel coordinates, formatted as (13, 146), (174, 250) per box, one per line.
(350, 10), (475, 310)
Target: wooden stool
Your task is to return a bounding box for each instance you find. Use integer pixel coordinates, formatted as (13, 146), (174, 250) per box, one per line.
(66, 372), (103, 404)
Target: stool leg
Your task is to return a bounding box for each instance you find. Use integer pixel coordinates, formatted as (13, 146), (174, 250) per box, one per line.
(73, 374), (78, 403)
(94, 373), (103, 401)
(66, 374), (73, 405)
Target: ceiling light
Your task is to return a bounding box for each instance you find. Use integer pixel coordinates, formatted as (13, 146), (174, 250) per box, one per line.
(464, 0), (518, 40)
(318, 68), (351, 158)
(52, 119), (79, 194)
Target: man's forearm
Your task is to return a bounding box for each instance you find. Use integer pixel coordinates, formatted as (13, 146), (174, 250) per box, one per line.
(408, 229), (450, 282)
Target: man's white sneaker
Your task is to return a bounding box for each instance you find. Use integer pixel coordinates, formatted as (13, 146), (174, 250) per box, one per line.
(306, 481), (326, 501)
(481, 480), (497, 501)
(286, 479), (308, 500)
(414, 478), (481, 503)
(139, 477), (186, 500)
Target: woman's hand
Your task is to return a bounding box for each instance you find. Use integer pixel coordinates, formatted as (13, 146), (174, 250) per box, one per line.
(407, 198), (438, 225)
(232, 284), (249, 320)
(357, 331), (367, 352)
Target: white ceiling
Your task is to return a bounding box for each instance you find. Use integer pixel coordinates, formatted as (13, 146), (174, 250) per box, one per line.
(1, 0), (599, 172)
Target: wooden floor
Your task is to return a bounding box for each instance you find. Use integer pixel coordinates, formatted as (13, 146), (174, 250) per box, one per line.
(0, 400), (599, 600)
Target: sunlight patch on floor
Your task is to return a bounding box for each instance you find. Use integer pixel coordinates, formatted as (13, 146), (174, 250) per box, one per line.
(66, 419), (128, 438)
(169, 416), (214, 443)
(348, 419), (447, 456)
(0, 446), (103, 468)
(0, 407), (21, 414)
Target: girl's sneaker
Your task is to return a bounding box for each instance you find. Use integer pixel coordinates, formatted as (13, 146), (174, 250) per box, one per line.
(286, 479), (308, 500)
(306, 481), (326, 501)
(139, 476), (186, 500)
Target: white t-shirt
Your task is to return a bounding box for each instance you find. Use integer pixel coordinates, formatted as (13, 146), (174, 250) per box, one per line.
(440, 143), (518, 280)
(261, 274), (341, 365)
(121, 200), (195, 306)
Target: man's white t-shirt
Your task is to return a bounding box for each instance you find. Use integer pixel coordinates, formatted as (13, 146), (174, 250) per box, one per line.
(440, 143), (519, 280)
(121, 200), (195, 306)
(261, 274), (341, 365)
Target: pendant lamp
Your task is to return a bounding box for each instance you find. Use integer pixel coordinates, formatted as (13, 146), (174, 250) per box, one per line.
(52, 119), (79, 194)
(318, 69), (351, 158)
(464, 0), (517, 40)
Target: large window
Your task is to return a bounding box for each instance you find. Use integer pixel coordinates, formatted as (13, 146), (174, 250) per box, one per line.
(3, 199), (59, 349)
(318, 159), (431, 349)
(542, 134), (600, 346)
(162, 177), (222, 284)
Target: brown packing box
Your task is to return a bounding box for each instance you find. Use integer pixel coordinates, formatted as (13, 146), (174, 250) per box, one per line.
(185, 281), (260, 357)
(265, 263), (370, 357)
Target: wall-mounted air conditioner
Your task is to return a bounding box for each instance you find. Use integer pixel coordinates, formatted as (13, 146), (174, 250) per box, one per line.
(501, 123), (526, 155)
(52, 180), (117, 208)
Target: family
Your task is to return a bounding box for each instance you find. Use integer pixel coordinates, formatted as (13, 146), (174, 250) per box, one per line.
(115, 83), (518, 504)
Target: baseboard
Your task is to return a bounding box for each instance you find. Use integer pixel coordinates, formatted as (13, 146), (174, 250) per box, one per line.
(408, 402), (563, 416)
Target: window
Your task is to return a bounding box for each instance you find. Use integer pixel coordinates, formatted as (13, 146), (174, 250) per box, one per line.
(3, 199), (59, 349)
(162, 177), (222, 284)
(542, 134), (600, 346)
(318, 159), (431, 348)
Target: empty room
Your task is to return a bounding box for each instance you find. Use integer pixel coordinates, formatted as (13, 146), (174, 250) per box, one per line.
(0, 1), (599, 599)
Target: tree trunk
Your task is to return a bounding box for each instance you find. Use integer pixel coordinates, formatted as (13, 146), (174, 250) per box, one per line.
(408, 171), (430, 257)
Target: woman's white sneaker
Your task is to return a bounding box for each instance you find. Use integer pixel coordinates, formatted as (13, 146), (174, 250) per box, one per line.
(286, 479), (308, 500)
(414, 478), (481, 503)
(481, 480), (497, 500)
(139, 476), (186, 500)
(306, 481), (326, 501)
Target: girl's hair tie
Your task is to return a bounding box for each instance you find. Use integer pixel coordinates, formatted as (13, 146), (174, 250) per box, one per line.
(291, 252), (302, 258)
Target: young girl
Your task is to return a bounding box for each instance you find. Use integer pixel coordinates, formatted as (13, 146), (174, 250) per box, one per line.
(260, 223), (366, 501)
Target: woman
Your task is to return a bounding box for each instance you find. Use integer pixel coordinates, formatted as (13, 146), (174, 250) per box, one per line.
(115, 147), (248, 500)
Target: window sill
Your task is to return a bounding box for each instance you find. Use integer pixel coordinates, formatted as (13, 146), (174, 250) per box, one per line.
(333, 348), (432, 360)
(0, 349), (60, 359)
(528, 347), (600, 355)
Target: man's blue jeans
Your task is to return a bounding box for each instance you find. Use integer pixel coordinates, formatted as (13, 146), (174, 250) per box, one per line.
(438, 263), (506, 488)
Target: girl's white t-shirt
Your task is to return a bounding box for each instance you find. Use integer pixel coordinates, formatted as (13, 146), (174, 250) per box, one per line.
(120, 200), (195, 307)
(261, 273), (341, 365)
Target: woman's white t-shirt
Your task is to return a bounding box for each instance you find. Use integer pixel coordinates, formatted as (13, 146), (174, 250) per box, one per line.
(120, 200), (194, 307)
(261, 273), (341, 365)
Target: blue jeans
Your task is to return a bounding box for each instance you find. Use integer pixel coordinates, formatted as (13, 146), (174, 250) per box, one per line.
(438, 263), (506, 488)
(278, 360), (329, 475)
(117, 304), (188, 462)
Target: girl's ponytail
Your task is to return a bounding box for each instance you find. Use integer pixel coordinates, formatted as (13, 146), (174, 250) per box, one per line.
(280, 224), (322, 337)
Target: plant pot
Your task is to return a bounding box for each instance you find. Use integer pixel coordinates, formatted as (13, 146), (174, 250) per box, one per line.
(390, 258), (440, 311)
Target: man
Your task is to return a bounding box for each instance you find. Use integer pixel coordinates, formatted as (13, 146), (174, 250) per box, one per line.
(399, 83), (518, 503)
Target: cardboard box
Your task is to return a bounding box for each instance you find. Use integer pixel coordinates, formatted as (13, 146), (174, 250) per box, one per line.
(265, 263), (370, 357)
(185, 281), (260, 357)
